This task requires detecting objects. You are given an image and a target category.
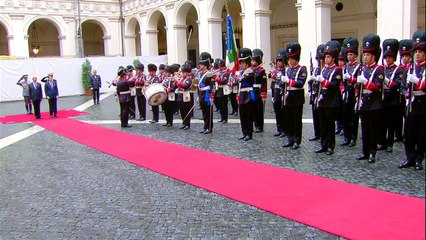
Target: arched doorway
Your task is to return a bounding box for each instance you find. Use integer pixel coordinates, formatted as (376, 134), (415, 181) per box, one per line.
(82, 20), (105, 56)
(175, 1), (199, 64)
(0, 22), (8, 55)
(27, 19), (60, 57)
(146, 10), (167, 56)
(158, 14), (167, 55)
(126, 17), (141, 56)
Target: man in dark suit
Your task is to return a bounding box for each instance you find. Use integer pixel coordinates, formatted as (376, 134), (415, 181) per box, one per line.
(43, 73), (59, 117)
(28, 76), (43, 119)
(90, 69), (102, 104)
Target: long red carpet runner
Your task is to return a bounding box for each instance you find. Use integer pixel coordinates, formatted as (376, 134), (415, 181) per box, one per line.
(0, 110), (88, 124)
(2, 111), (425, 239)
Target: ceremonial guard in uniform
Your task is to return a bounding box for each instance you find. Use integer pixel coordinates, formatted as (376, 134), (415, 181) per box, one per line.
(281, 42), (307, 149)
(126, 65), (136, 119)
(198, 52), (215, 134)
(158, 64), (166, 82)
(356, 34), (384, 163)
(228, 72), (239, 116)
(251, 49), (268, 133)
(214, 59), (230, 123)
(378, 39), (404, 152)
(114, 66), (135, 128)
(147, 64), (161, 123)
(133, 63), (147, 121)
(396, 39), (414, 142)
(341, 37), (361, 147)
(314, 40), (342, 155)
(237, 48), (256, 141)
(162, 66), (177, 127)
(270, 49), (287, 138)
(335, 47), (346, 136)
(399, 30), (426, 170)
(308, 44), (326, 141)
(16, 74), (32, 114)
(176, 64), (193, 130)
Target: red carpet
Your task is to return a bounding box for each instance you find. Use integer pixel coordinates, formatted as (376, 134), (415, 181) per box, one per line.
(0, 109), (88, 124)
(31, 118), (425, 239)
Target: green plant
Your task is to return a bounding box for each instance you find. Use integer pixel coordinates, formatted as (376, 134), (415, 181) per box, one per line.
(81, 58), (92, 89)
(133, 58), (141, 68)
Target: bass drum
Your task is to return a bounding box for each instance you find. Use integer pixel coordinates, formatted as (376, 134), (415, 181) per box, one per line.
(144, 83), (167, 106)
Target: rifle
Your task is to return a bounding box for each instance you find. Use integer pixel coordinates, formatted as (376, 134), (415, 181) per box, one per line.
(310, 52), (314, 76)
(282, 67), (288, 107)
(406, 61), (414, 115)
(355, 54), (363, 113)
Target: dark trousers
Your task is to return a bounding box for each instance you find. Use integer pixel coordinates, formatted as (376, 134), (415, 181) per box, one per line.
(179, 101), (192, 127)
(404, 114), (426, 163)
(379, 105), (399, 148)
(217, 96), (228, 121)
(24, 96), (32, 113)
(284, 104), (303, 144)
(395, 98), (405, 140)
(93, 88), (100, 103)
(360, 110), (381, 156)
(229, 92), (238, 114)
(342, 101), (358, 142)
(200, 102), (213, 131)
(129, 96), (136, 118)
(119, 101), (130, 127)
(311, 104), (320, 138)
(136, 95), (146, 119)
(239, 101), (255, 138)
(273, 100), (285, 134)
(47, 97), (57, 116)
(162, 100), (175, 125)
(254, 97), (264, 130)
(32, 99), (41, 118)
(319, 107), (336, 150)
(151, 106), (159, 121)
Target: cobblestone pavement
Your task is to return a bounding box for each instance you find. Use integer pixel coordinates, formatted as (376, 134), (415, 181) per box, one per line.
(1, 94), (424, 239)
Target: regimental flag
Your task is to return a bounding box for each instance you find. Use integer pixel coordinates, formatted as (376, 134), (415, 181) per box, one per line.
(225, 14), (239, 73)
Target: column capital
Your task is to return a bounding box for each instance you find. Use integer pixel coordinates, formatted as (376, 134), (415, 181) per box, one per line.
(294, 2), (302, 11)
(239, 12), (245, 19)
(125, 34), (136, 39)
(58, 35), (66, 40)
(254, 10), (272, 17)
(146, 29), (159, 34)
(207, 18), (223, 24)
(6, 35), (14, 40)
(103, 35), (111, 40)
(173, 24), (187, 30)
(315, 0), (333, 8)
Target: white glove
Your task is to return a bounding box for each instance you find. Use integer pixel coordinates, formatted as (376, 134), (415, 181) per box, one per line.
(408, 74), (420, 84)
(316, 75), (324, 83)
(383, 77), (390, 85)
(309, 75), (317, 81)
(281, 75), (290, 83)
(343, 73), (351, 80)
(357, 74), (368, 85)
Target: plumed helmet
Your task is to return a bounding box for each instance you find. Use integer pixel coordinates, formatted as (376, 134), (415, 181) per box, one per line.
(126, 65), (134, 71)
(324, 40), (341, 62)
(238, 48), (252, 64)
(184, 60), (195, 69)
(165, 65), (175, 73)
(412, 29), (425, 52)
(159, 64), (166, 70)
(316, 44), (326, 60)
(399, 39), (414, 57)
(339, 47), (347, 61)
(148, 64), (157, 72)
(117, 66), (127, 77)
(252, 48), (264, 64)
(286, 42), (301, 61)
(135, 63), (144, 71)
(382, 39), (399, 59)
(181, 64), (192, 73)
(171, 64), (180, 73)
(199, 52), (212, 67)
(275, 48), (287, 63)
(343, 37), (359, 55)
(362, 34), (381, 61)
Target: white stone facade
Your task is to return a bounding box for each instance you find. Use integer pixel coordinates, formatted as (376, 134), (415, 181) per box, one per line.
(0, 0), (425, 67)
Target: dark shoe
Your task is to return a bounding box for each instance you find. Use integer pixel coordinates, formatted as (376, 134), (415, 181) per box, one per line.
(137, 117), (145, 121)
(273, 132), (282, 137)
(254, 128), (263, 133)
(218, 119), (225, 123)
(292, 143), (300, 150)
(356, 154), (369, 160)
(340, 140), (350, 146)
(377, 144), (386, 151)
(415, 161), (423, 170)
(309, 136), (320, 141)
(280, 133), (286, 138)
(121, 125), (132, 128)
(198, 117), (204, 120)
(238, 135), (247, 140)
(183, 126), (190, 130)
(315, 148), (327, 153)
(166, 123), (173, 127)
(386, 146), (393, 153)
(349, 140), (356, 147)
(149, 120), (157, 123)
(199, 129), (207, 134)
(282, 142), (294, 148)
(233, 112), (238, 116)
(394, 137), (403, 142)
(129, 116), (135, 120)
(229, 112), (235, 115)
(398, 160), (415, 168)
(204, 130), (212, 134)
(243, 136), (252, 141)
(163, 123), (169, 126)
(222, 120), (227, 124)
(97, 102), (100, 105)
(179, 125), (186, 129)
(368, 154), (376, 163)
(335, 129), (342, 135)
(326, 148), (334, 155)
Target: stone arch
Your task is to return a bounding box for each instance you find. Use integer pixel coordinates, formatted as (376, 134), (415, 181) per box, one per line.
(26, 18), (61, 57)
(175, 0), (200, 25)
(0, 21), (9, 55)
(81, 19), (107, 56)
(209, 0), (245, 19)
(175, 0), (200, 64)
(146, 8), (168, 30)
(126, 16), (141, 56)
(146, 9), (168, 55)
(23, 16), (64, 38)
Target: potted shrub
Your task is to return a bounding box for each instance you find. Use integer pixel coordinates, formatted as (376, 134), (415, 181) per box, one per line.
(81, 58), (92, 96)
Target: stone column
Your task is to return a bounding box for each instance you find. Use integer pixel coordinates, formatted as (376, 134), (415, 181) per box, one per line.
(377, 0), (417, 40)
(255, 9), (272, 65)
(125, 34), (136, 57)
(10, 15), (28, 58)
(197, 0), (209, 54)
(174, 24), (188, 64)
(62, 17), (77, 58)
(108, 18), (122, 56)
(208, 18), (223, 59)
(146, 30), (159, 56)
(139, 12), (148, 57)
(166, 3), (176, 64)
